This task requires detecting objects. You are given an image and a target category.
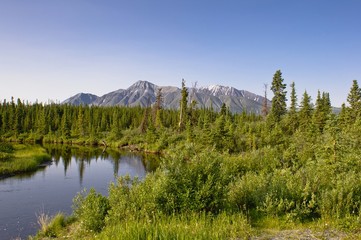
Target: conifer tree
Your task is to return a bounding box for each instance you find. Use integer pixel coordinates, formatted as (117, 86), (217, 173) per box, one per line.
(299, 91), (313, 129)
(347, 80), (361, 120)
(270, 70), (287, 122)
(261, 83), (269, 117)
(289, 82), (297, 116)
(179, 79), (188, 130)
(153, 88), (163, 128)
(61, 109), (71, 139)
(313, 91), (332, 132)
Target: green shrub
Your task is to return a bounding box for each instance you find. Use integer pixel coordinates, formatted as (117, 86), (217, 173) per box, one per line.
(156, 151), (230, 214)
(73, 188), (110, 232)
(0, 143), (14, 153)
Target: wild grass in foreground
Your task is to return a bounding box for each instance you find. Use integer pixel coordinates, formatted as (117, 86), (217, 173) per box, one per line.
(0, 144), (51, 177)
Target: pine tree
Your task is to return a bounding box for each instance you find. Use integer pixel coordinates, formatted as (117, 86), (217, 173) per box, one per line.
(261, 83), (268, 117)
(299, 91), (313, 129)
(179, 79), (188, 130)
(153, 88), (163, 128)
(313, 91), (332, 132)
(61, 110), (71, 139)
(346, 80), (361, 121)
(287, 81), (298, 133)
(270, 70), (287, 122)
(289, 82), (297, 115)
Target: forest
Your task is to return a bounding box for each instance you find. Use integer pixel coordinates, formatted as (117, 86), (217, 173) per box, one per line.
(2, 70), (361, 239)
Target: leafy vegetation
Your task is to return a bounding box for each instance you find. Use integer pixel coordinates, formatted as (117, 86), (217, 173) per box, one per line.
(2, 72), (361, 238)
(0, 144), (51, 177)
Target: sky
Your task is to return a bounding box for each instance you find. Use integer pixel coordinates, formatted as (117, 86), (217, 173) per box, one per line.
(0, 0), (360, 107)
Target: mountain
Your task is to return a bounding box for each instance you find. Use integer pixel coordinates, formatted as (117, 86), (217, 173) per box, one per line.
(62, 93), (99, 106)
(62, 80), (270, 114)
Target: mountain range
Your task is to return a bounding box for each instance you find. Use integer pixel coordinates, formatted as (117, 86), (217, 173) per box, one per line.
(62, 80), (270, 114)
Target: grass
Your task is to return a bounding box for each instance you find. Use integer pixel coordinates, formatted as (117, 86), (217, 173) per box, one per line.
(99, 212), (252, 240)
(0, 144), (51, 177)
(31, 212), (252, 240)
(31, 212), (68, 239)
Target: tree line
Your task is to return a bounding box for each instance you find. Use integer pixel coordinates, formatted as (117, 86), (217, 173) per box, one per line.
(0, 70), (360, 154)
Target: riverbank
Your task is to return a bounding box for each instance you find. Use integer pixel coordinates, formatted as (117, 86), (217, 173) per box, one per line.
(0, 144), (51, 179)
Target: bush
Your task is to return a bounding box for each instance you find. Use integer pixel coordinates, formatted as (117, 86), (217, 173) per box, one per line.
(73, 188), (110, 232)
(0, 143), (14, 153)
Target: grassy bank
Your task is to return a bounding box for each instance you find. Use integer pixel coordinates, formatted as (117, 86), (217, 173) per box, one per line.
(0, 143), (51, 177)
(31, 148), (361, 239)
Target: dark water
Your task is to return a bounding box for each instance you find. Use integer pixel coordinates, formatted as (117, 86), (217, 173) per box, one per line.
(0, 145), (158, 240)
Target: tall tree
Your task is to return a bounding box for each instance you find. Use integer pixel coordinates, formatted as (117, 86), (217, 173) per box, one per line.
(346, 80), (361, 120)
(289, 82), (297, 116)
(179, 79), (188, 130)
(270, 70), (287, 122)
(299, 91), (313, 129)
(313, 91), (332, 132)
(286, 81), (299, 132)
(261, 84), (268, 117)
(153, 88), (163, 128)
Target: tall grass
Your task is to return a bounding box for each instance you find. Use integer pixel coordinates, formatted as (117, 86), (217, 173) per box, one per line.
(33, 212), (66, 238)
(0, 144), (51, 176)
(98, 212), (251, 240)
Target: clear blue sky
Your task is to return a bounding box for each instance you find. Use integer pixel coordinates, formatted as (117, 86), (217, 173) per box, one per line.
(1, 0), (360, 107)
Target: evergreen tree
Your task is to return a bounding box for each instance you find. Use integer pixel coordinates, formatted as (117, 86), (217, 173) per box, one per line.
(313, 91), (332, 132)
(299, 91), (313, 129)
(77, 108), (85, 137)
(261, 83), (269, 118)
(140, 107), (150, 133)
(346, 79), (361, 121)
(36, 105), (46, 135)
(61, 108), (71, 139)
(270, 70), (287, 122)
(289, 82), (297, 116)
(110, 108), (122, 140)
(179, 79), (188, 130)
(153, 88), (163, 128)
(286, 81), (299, 133)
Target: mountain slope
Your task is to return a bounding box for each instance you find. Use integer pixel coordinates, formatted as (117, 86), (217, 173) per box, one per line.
(62, 93), (99, 106)
(62, 80), (269, 113)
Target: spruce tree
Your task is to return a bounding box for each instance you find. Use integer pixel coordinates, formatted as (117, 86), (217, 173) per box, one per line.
(153, 88), (163, 128)
(270, 70), (287, 122)
(261, 84), (269, 117)
(299, 91), (313, 129)
(289, 82), (297, 115)
(179, 79), (188, 130)
(347, 80), (361, 120)
(286, 81), (298, 132)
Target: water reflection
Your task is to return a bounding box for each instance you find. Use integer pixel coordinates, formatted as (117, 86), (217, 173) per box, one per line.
(43, 144), (160, 184)
(0, 144), (160, 240)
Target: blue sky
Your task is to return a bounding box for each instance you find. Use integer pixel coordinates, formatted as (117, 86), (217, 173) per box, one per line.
(0, 0), (360, 107)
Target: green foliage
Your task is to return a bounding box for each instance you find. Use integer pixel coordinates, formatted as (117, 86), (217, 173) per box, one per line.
(179, 78), (188, 130)
(73, 188), (110, 232)
(5, 77), (361, 238)
(35, 212), (66, 238)
(0, 143), (15, 162)
(347, 80), (361, 120)
(0, 144), (51, 176)
(270, 70), (287, 122)
(100, 212), (251, 240)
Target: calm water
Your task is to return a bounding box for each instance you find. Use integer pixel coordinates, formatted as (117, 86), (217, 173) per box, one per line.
(0, 145), (158, 240)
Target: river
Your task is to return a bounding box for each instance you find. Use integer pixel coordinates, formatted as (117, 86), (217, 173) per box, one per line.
(0, 145), (158, 240)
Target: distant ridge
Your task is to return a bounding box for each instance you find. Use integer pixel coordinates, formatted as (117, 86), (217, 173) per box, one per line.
(63, 93), (99, 106)
(62, 80), (270, 114)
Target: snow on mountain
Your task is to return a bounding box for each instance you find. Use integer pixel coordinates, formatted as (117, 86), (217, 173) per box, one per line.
(62, 80), (269, 114)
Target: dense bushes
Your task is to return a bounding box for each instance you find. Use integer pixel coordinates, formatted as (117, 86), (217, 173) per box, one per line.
(66, 139), (361, 239)
(73, 188), (110, 232)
